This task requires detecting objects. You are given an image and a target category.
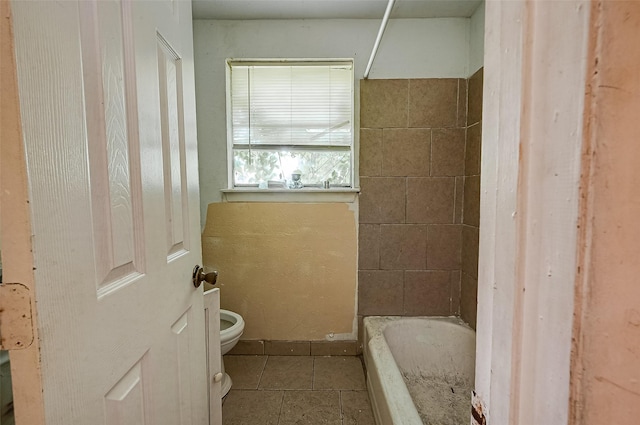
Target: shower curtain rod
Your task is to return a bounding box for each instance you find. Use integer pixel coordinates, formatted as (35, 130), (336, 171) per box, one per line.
(363, 0), (396, 79)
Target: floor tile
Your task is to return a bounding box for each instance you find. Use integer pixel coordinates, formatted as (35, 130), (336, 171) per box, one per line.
(279, 390), (342, 425)
(222, 390), (283, 425)
(224, 355), (267, 390)
(313, 356), (367, 390)
(258, 356), (313, 390)
(341, 391), (376, 425)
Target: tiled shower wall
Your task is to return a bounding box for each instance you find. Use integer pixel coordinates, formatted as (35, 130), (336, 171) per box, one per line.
(461, 68), (483, 329)
(358, 72), (483, 329)
(358, 78), (467, 317)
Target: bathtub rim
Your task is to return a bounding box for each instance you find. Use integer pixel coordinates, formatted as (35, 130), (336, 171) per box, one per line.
(363, 316), (475, 425)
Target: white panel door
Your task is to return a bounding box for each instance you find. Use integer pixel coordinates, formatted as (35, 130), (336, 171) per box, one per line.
(9, 0), (221, 423)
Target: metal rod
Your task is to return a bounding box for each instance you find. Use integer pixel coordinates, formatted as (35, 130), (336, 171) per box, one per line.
(364, 0), (396, 79)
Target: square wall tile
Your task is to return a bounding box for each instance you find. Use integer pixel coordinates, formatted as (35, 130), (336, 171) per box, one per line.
(359, 224), (380, 270)
(403, 270), (451, 316)
(228, 340), (264, 355)
(465, 122), (482, 176)
(406, 177), (455, 224)
(431, 128), (466, 176)
(457, 78), (468, 127)
(359, 129), (382, 177)
(381, 129), (431, 177)
(358, 270), (404, 316)
(463, 175), (481, 227)
(310, 341), (358, 356)
(450, 270), (461, 315)
(462, 225), (480, 278)
(359, 177), (406, 224)
(360, 79), (408, 128)
(379, 224), (428, 270)
(265, 341), (311, 356)
(461, 272), (478, 329)
(426, 225), (462, 270)
(408, 79), (459, 128)
(468, 68), (484, 125)
(454, 176), (464, 224)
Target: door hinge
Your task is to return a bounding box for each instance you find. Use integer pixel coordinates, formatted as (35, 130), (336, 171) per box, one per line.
(0, 283), (34, 350)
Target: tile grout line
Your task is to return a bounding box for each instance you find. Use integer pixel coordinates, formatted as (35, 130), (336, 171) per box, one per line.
(339, 389), (345, 425)
(256, 355), (269, 390)
(275, 389), (285, 425)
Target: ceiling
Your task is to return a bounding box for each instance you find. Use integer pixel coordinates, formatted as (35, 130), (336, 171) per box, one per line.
(192, 0), (483, 20)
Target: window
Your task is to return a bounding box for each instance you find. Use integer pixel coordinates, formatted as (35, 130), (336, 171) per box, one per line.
(226, 60), (354, 189)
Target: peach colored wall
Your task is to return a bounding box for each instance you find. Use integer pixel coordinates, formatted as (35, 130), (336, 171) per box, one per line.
(201, 202), (357, 341)
(572, 1), (640, 423)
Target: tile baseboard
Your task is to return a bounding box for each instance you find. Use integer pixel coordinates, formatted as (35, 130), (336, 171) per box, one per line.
(228, 340), (359, 356)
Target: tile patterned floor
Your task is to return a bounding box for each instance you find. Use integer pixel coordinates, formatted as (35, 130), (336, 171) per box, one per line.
(223, 355), (375, 425)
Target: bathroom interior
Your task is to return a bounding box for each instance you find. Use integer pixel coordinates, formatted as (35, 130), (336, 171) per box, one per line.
(0, 1), (485, 424)
(5, 1), (640, 423)
(194, 0), (485, 423)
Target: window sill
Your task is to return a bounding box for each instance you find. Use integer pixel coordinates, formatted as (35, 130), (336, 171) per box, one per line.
(221, 188), (360, 203)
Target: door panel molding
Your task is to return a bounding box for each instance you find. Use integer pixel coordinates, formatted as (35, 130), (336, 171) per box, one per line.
(157, 32), (191, 262)
(105, 354), (150, 425)
(79, 0), (146, 297)
(172, 307), (194, 425)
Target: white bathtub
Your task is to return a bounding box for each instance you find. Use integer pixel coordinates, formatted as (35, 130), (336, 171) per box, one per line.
(363, 317), (476, 425)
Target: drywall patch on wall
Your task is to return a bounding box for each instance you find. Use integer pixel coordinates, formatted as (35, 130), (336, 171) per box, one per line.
(202, 202), (357, 341)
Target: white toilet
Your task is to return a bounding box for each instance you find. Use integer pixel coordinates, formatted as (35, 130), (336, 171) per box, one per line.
(219, 309), (244, 397)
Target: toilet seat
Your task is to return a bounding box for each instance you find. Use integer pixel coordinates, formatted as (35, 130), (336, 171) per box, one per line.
(220, 309), (244, 355)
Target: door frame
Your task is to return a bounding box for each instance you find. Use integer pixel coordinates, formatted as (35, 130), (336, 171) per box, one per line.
(475, 0), (591, 423)
(0, 1), (46, 423)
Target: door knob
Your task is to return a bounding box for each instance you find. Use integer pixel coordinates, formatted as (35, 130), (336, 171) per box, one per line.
(192, 265), (218, 288)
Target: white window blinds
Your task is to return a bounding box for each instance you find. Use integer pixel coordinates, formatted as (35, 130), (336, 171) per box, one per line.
(229, 62), (353, 147)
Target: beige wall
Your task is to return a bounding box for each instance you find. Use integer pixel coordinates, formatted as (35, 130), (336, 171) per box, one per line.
(572, 1), (640, 423)
(202, 202), (357, 341)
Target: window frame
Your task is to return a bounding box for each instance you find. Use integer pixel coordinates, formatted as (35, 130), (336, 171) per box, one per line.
(224, 58), (355, 191)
